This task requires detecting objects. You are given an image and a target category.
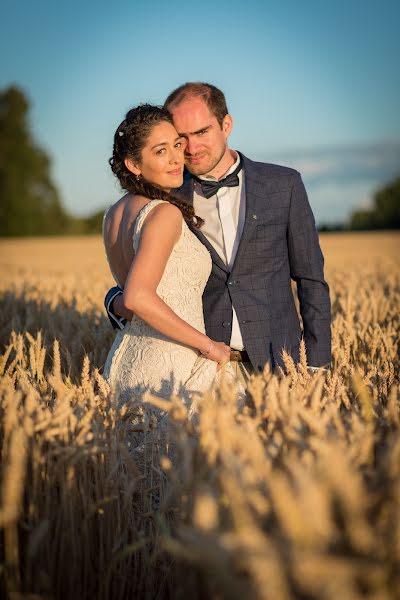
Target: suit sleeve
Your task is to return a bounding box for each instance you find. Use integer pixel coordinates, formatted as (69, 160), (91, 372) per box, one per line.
(287, 172), (331, 367)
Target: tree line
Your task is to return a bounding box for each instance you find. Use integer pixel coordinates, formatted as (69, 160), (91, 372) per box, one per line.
(0, 85), (399, 237)
(349, 177), (400, 230)
(0, 86), (104, 237)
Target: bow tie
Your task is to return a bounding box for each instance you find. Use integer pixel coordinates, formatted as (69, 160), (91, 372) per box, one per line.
(193, 159), (242, 199)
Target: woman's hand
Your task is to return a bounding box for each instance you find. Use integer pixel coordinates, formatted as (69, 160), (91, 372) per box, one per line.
(202, 339), (231, 370)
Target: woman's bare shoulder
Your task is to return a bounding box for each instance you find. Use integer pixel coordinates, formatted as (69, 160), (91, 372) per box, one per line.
(139, 202), (183, 249)
(141, 201), (182, 232)
(104, 195), (181, 246)
(104, 193), (129, 225)
(104, 193), (147, 231)
(143, 200), (182, 221)
(103, 193), (134, 246)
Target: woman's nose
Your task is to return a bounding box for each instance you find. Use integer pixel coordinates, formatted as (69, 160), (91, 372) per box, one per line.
(169, 150), (179, 163)
(170, 147), (183, 163)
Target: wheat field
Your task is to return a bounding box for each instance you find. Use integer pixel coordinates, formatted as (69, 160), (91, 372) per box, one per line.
(0, 232), (399, 600)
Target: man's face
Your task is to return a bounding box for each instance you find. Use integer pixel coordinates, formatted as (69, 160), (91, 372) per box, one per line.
(169, 97), (232, 176)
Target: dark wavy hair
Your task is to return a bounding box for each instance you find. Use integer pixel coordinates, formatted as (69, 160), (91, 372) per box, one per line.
(164, 82), (229, 127)
(109, 104), (203, 228)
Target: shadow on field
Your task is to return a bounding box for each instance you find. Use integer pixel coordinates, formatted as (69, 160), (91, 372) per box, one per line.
(1, 290), (115, 379)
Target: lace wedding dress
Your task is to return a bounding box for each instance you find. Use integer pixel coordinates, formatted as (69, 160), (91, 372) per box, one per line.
(103, 200), (240, 412)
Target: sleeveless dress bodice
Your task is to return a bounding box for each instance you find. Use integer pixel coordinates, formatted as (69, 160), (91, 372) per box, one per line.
(103, 200), (225, 407)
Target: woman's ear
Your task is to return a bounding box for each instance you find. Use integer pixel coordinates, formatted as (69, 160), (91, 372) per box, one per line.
(124, 157), (141, 176)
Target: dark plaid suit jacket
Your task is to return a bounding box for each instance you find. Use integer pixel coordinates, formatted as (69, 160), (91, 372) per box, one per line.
(176, 153), (332, 372)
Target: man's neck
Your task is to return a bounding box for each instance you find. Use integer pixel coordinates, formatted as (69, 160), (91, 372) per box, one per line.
(206, 148), (237, 180)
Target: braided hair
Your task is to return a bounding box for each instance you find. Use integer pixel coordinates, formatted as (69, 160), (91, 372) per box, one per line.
(109, 104), (203, 228)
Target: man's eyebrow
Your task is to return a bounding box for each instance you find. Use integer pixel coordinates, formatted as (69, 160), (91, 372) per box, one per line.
(178, 125), (212, 136)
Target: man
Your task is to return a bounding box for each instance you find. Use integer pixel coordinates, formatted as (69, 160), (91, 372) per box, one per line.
(106, 82), (331, 383)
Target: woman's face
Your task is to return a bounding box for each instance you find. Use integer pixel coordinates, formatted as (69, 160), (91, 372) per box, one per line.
(126, 121), (185, 191)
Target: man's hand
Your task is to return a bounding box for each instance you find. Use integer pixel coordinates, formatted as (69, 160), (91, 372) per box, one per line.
(104, 286), (127, 330)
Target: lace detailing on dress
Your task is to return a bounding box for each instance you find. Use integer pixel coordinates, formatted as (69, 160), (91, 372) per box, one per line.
(104, 199), (222, 407)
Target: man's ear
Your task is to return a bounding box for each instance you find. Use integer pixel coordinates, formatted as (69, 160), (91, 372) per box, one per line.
(222, 114), (233, 137)
(124, 157), (141, 176)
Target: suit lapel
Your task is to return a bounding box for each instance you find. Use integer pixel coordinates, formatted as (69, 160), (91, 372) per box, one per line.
(191, 226), (229, 273)
(230, 154), (260, 272)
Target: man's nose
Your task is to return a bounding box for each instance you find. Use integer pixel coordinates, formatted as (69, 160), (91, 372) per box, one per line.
(185, 137), (200, 155)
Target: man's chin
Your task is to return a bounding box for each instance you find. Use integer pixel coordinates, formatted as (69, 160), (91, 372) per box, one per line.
(185, 160), (213, 176)
(185, 147), (227, 177)
(186, 165), (207, 176)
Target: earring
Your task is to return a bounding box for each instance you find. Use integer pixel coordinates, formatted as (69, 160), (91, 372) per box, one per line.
(135, 174), (141, 181)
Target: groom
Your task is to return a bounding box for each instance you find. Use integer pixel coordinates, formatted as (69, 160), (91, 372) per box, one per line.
(106, 82), (331, 378)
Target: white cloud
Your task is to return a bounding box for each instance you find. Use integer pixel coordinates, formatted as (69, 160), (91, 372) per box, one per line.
(254, 141), (400, 223)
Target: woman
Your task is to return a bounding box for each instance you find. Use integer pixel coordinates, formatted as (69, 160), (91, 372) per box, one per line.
(103, 104), (235, 408)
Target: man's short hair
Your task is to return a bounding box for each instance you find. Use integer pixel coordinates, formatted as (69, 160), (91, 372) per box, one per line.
(164, 82), (229, 127)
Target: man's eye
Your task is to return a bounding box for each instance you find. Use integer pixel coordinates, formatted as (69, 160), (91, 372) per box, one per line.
(175, 142), (182, 148)
(198, 129), (207, 136)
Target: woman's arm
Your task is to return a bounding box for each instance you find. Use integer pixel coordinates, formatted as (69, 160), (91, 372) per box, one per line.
(123, 202), (229, 364)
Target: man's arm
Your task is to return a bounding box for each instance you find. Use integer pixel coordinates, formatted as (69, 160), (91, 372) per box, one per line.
(104, 286), (131, 329)
(287, 172), (331, 367)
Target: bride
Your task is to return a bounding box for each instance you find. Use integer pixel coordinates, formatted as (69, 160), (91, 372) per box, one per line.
(103, 104), (234, 407)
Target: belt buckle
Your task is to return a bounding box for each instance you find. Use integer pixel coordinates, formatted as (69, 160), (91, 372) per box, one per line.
(230, 350), (242, 361)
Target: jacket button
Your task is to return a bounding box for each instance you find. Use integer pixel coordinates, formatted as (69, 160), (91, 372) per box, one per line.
(222, 321), (231, 327)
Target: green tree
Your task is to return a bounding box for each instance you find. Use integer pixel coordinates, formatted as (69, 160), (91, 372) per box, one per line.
(350, 176), (400, 230)
(0, 85), (69, 236)
(373, 176), (400, 228)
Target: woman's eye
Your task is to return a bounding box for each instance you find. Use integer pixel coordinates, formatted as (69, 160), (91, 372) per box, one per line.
(156, 148), (166, 155)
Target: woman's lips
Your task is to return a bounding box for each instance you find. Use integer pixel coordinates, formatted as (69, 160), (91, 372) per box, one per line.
(167, 168), (182, 176)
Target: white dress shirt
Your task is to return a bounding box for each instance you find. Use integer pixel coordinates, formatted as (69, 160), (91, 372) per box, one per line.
(192, 152), (246, 350)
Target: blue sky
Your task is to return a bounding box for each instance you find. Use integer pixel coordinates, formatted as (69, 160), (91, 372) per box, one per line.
(1, 0), (399, 224)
